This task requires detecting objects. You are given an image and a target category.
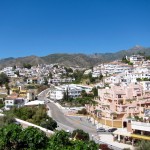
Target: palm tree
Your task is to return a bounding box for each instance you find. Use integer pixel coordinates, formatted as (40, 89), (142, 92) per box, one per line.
(137, 140), (150, 150)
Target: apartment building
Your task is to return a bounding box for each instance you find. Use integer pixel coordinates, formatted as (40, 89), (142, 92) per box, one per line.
(86, 82), (150, 128)
(48, 84), (83, 101)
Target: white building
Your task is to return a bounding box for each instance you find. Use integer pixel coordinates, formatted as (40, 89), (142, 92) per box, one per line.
(49, 84), (84, 101)
(129, 55), (144, 63)
(5, 98), (24, 110)
(0, 67), (17, 78)
(141, 81), (150, 91)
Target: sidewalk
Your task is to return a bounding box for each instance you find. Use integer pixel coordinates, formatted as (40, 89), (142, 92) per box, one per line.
(94, 134), (134, 150)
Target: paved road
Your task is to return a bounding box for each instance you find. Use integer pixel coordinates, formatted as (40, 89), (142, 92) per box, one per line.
(38, 89), (132, 150)
(47, 101), (97, 134)
(38, 89), (97, 133)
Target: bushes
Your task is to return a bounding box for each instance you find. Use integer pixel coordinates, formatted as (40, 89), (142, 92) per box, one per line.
(99, 144), (111, 150)
(72, 129), (89, 141)
(0, 124), (48, 150)
(136, 140), (150, 150)
(0, 73), (9, 86)
(77, 108), (88, 115)
(0, 124), (99, 150)
(0, 103), (4, 109)
(6, 105), (57, 130)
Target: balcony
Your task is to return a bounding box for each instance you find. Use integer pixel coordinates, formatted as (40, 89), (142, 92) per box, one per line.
(131, 121), (150, 132)
(116, 108), (126, 113)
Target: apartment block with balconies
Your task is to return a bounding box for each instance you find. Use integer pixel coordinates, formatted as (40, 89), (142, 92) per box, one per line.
(86, 82), (150, 128)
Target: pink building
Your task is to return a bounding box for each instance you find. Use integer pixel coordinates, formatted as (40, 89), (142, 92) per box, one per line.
(86, 83), (150, 127)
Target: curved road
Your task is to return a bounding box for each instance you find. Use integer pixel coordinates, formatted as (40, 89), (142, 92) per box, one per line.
(38, 89), (126, 150)
(47, 101), (97, 133)
(39, 89), (97, 133)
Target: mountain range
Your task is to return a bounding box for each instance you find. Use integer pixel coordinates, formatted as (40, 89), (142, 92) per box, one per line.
(0, 45), (150, 69)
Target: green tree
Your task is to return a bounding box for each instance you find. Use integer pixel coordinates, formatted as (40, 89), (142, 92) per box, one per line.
(0, 114), (15, 128)
(0, 124), (22, 150)
(13, 65), (16, 70)
(88, 73), (96, 83)
(20, 126), (48, 150)
(37, 85), (49, 93)
(47, 130), (71, 150)
(65, 67), (73, 73)
(3, 114), (16, 125)
(5, 82), (10, 95)
(53, 65), (58, 68)
(63, 88), (69, 101)
(99, 74), (103, 80)
(72, 138), (98, 150)
(72, 70), (84, 84)
(92, 87), (98, 97)
(128, 62), (133, 65)
(0, 124), (49, 150)
(77, 108), (88, 115)
(23, 63), (32, 69)
(86, 140), (99, 150)
(73, 140), (88, 150)
(122, 56), (128, 63)
(137, 140), (150, 150)
(137, 78), (142, 82)
(44, 77), (48, 85)
(81, 90), (87, 97)
(49, 72), (53, 79)
(72, 129), (89, 141)
(14, 70), (20, 77)
(0, 73), (9, 86)
(7, 106), (57, 131)
(0, 124), (99, 150)
(40, 117), (57, 131)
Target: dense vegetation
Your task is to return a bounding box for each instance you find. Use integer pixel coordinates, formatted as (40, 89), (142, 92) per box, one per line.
(23, 63), (32, 69)
(136, 140), (150, 150)
(0, 124), (99, 150)
(0, 73), (9, 86)
(5, 105), (57, 131)
(61, 89), (97, 107)
(72, 129), (89, 141)
(77, 108), (88, 115)
(122, 56), (133, 65)
(69, 70), (103, 85)
(72, 70), (84, 84)
(136, 78), (150, 81)
(61, 87), (98, 107)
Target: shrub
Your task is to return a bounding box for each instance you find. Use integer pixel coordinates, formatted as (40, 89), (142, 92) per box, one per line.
(77, 108), (88, 115)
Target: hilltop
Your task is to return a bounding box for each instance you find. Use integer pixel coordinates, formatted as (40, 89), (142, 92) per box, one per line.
(0, 46), (150, 69)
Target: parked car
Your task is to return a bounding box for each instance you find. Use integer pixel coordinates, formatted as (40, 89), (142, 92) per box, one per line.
(96, 127), (106, 132)
(107, 128), (117, 132)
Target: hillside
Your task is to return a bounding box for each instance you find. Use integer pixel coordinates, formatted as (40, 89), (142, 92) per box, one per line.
(0, 46), (150, 69)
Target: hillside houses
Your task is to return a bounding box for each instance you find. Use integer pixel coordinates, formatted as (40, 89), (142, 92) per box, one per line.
(1, 54), (150, 124)
(0, 67), (17, 78)
(48, 84), (92, 101)
(48, 84), (82, 101)
(85, 55), (150, 132)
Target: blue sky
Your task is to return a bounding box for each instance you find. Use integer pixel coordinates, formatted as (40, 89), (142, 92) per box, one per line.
(0, 0), (150, 58)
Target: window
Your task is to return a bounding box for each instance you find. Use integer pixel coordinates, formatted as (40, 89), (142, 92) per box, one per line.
(118, 95), (122, 98)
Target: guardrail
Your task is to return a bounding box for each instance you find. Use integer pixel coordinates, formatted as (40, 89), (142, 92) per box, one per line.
(0, 113), (54, 135)
(15, 118), (54, 135)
